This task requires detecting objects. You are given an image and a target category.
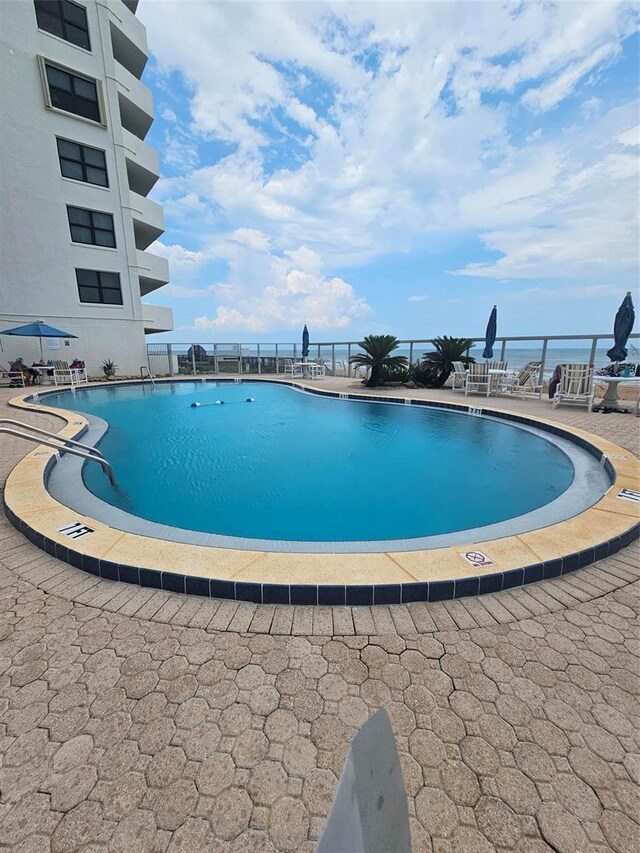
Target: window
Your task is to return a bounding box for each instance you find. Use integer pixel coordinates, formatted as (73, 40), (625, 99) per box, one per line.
(67, 207), (115, 247)
(45, 63), (101, 122)
(76, 269), (122, 305)
(57, 139), (108, 186)
(35, 1), (90, 50)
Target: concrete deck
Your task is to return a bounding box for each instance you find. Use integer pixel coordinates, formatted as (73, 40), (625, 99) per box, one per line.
(1, 381), (639, 851)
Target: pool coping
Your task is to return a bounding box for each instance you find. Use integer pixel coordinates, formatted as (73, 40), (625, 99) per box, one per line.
(3, 377), (639, 606)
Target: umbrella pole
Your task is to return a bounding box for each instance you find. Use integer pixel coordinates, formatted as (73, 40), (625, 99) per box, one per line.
(39, 336), (44, 361)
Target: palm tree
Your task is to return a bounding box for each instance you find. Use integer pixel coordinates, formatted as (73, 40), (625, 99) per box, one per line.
(420, 336), (475, 388)
(349, 334), (408, 387)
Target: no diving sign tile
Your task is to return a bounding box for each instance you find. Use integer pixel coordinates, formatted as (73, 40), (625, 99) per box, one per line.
(461, 551), (495, 568)
(617, 488), (640, 503)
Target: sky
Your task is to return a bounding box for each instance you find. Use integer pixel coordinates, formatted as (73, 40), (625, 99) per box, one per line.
(137, 0), (640, 344)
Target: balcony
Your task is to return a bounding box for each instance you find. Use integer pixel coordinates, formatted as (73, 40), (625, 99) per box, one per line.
(108, 5), (147, 79)
(143, 303), (174, 334)
(114, 62), (153, 140)
(125, 190), (164, 249)
(136, 249), (170, 296)
(119, 128), (159, 195)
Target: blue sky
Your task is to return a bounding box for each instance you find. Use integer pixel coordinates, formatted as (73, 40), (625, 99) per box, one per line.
(138, 1), (639, 344)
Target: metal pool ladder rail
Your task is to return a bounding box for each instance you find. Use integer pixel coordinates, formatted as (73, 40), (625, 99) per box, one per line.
(140, 366), (156, 387)
(0, 419), (116, 486)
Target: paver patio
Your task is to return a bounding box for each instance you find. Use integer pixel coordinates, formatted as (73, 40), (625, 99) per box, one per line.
(0, 381), (638, 851)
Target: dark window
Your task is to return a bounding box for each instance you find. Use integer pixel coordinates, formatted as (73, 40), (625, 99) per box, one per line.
(45, 63), (100, 122)
(56, 139), (108, 186)
(67, 206), (115, 247)
(76, 269), (123, 304)
(35, 1), (90, 50)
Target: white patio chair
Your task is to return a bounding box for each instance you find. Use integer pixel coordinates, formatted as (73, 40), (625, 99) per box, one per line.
(464, 363), (491, 397)
(552, 364), (594, 410)
(282, 359), (303, 377)
(53, 360), (87, 386)
(498, 361), (543, 399)
(451, 361), (467, 391)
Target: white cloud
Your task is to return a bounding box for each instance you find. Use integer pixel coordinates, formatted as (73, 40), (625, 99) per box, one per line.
(504, 284), (622, 301)
(150, 242), (209, 275)
(521, 42), (619, 112)
(159, 284), (209, 299)
(618, 124), (639, 146)
(581, 97), (602, 120)
(192, 242), (370, 332)
(408, 295), (428, 302)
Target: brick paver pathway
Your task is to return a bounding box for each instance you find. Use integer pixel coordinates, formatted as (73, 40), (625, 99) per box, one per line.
(1, 383), (639, 851)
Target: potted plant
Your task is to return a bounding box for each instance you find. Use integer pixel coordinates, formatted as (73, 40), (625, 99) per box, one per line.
(102, 359), (118, 380)
(349, 335), (408, 388)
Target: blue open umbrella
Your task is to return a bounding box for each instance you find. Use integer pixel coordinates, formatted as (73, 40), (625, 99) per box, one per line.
(482, 305), (497, 359)
(302, 324), (310, 359)
(606, 292), (635, 362)
(1, 320), (77, 360)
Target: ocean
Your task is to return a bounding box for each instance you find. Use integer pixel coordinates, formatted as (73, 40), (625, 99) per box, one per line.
(308, 345), (639, 378)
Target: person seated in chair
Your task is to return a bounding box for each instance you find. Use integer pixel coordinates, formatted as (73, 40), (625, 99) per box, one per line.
(10, 358), (38, 386)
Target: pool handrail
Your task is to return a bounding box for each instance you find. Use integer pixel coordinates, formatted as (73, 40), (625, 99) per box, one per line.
(0, 423), (115, 486)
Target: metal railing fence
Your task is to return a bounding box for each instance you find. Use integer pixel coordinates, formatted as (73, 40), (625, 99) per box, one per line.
(147, 333), (640, 384)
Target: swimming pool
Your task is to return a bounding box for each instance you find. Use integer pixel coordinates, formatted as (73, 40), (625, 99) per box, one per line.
(40, 381), (609, 552)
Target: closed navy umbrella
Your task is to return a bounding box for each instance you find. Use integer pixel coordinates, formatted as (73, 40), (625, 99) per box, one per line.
(482, 305), (497, 359)
(302, 324), (310, 359)
(606, 292), (635, 362)
(1, 320), (77, 360)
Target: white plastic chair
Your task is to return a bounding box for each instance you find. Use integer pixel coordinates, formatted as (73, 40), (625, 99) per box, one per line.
(53, 360), (87, 386)
(451, 361), (467, 391)
(464, 363), (491, 397)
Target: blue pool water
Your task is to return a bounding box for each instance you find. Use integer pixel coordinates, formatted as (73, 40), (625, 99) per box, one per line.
(42, 382), (575, 542)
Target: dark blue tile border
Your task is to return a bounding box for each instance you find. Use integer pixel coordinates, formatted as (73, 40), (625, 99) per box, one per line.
(346, 586), (374, 606)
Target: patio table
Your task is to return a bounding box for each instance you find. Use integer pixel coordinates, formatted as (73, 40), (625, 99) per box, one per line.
(593, 375), (640, 411)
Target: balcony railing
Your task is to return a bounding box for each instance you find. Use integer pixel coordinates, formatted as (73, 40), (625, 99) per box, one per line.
(136, 249), (170, 296)
(113, 61), (153, 140)
(119, 128), (159, 196)
(147, 333), (640, 380)
(125, 190), (164, 249)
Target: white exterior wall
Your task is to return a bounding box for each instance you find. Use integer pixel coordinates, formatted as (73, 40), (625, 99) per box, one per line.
(0, 0), (172, 377)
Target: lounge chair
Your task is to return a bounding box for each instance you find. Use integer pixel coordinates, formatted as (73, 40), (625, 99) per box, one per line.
(551, 364), (594, 410)
(464, 363), (491, 397)
(498, 361), (543, 398)
(1, 363), (25, 387)
(53, 360), (87, 386)
(451, 361), (467, 391)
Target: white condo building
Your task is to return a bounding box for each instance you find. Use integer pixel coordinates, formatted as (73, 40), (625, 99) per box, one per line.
(0, 0), (173, 376)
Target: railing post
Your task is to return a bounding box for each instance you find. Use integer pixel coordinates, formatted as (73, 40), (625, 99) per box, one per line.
(409, 342), (414, 365)
(500, 339), (506, 364)
(167, 343), (173, 376)
(539, 339), (548, 386)
(191, 345), (196, 376)
(588, 337), (598, 367)
(275, 343), (279, 374)
(294, 343), (297, 361)
(332, 344), (336, 376)
(213, 343), (218, 374)
(347, 344), (352, 377)
(238, 343), (242, 375)
(257, 343), (261, 374)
